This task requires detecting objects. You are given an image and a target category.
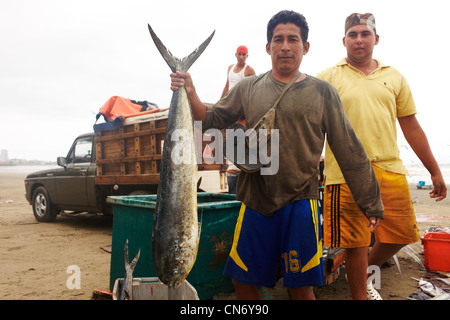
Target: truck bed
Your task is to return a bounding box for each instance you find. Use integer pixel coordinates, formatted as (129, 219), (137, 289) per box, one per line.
(94, 110), (226, 189)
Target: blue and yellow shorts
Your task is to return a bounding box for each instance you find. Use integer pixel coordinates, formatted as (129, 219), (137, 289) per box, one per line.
(223, 199), (324, 288)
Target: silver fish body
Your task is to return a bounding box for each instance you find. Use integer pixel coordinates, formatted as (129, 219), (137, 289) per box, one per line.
(148, 24), (214, 288)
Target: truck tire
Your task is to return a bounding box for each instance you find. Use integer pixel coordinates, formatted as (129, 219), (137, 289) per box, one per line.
(32, 186), (57, 222)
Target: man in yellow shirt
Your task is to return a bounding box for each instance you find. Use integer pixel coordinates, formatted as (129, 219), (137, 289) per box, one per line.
(317, 13), (447, 300)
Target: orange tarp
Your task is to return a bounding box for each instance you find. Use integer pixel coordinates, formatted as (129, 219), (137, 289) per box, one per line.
(98, 96), (159, 121)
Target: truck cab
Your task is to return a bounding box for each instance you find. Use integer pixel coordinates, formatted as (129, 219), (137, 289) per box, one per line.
(25, 133), (100, 222)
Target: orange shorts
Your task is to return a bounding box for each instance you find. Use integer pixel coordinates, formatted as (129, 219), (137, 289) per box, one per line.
(323, 165), (420, 248)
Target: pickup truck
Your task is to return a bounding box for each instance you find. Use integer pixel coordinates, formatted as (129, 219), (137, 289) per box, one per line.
(24, 111), (227, 222)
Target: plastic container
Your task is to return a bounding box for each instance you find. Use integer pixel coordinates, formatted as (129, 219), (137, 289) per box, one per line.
(107, 192), (242, 299)
(112, 277), (199, 300)
(421, 232), (450, 272)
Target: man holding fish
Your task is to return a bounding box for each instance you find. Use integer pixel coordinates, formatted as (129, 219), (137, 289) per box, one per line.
(171, 10), (384, 299)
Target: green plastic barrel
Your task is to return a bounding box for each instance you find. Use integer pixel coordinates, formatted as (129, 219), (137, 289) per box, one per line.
(107, 192), (241, 300)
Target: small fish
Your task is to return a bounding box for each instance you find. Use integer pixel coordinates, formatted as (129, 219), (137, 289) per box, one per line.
(148, 24), (214, 288)
(120, 239), (141, 300)
(411, 277), (446, 298)
(418, 278), (445, 297)
(429, 293), (450, 300)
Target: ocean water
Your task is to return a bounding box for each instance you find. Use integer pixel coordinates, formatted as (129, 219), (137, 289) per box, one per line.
(0, 165), (59, 174)
(400, 143), (450, 185)
(405, 163), (450, 185)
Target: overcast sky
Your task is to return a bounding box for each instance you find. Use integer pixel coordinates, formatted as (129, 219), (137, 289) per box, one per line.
(1, 0), (449, 164)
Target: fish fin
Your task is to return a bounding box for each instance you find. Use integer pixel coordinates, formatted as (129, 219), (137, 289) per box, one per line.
(402, 245), (425, 269)
(197, 176), (202, 191)
(147, 24), (179, 72)
(148, 24), (215, 72)
(198, 209), (203, 239)
(120, 239), (130, 300)
(180, 30), (215, 72)
(392, 254), (402, 276)
(124, 239), (129, 267)
(121, 243), (140, 300)
(130, 249), (141, 272)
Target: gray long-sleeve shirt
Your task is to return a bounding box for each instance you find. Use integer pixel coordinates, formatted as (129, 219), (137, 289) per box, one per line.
(204, 71), (384, 218)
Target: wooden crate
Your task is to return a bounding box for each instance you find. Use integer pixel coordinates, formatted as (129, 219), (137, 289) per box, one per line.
(94, 111), (225, 186)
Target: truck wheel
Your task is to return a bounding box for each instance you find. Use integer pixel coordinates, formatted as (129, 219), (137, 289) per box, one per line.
(32, 186), (57, 222)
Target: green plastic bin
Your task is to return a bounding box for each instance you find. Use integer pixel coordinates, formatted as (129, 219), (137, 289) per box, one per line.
(107, 192), (241, 300)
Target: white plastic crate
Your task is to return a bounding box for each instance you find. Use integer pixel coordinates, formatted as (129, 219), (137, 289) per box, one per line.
(112, 277), (199, 300)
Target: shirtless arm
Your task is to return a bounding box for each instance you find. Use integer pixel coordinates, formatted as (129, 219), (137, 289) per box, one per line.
(244, 65), (256, 77)
(398, 114), (447, 201)
(220, 65), (233, 99)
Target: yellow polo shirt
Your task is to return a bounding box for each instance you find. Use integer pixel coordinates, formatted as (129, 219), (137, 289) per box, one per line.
(317, 58), (416, 185)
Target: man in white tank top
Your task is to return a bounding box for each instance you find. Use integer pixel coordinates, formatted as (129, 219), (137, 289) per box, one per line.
(221, 46), (255, 98)
(220, 46), (255, 193)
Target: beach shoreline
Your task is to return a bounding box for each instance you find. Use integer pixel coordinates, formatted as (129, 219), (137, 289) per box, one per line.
(0, 170), (449, 300)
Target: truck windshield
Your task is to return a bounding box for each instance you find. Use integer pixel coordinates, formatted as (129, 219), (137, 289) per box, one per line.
(67, 137), (92, 164)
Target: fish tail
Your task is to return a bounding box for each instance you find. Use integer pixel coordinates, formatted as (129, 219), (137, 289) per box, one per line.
(148, 24), (215, 72)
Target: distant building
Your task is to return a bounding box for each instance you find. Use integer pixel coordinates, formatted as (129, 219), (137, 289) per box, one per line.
(0, 150), (8, 163)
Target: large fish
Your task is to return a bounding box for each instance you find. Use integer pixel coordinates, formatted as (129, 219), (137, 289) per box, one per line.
(148, 24), (214, 288)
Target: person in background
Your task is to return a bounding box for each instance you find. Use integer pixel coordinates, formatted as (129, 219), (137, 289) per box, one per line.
(221, 45), (256, 98)
(221, 46), (255, 193)
(317, 13), (447, 300)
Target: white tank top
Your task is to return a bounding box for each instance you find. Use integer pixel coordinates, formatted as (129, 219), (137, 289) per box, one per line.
(228, 64), (247, 90)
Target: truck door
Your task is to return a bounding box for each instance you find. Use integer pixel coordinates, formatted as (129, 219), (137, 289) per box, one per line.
(55, 136), (93, 207)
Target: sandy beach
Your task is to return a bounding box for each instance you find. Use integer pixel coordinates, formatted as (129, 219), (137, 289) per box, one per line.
(0, 169), (449, 300)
